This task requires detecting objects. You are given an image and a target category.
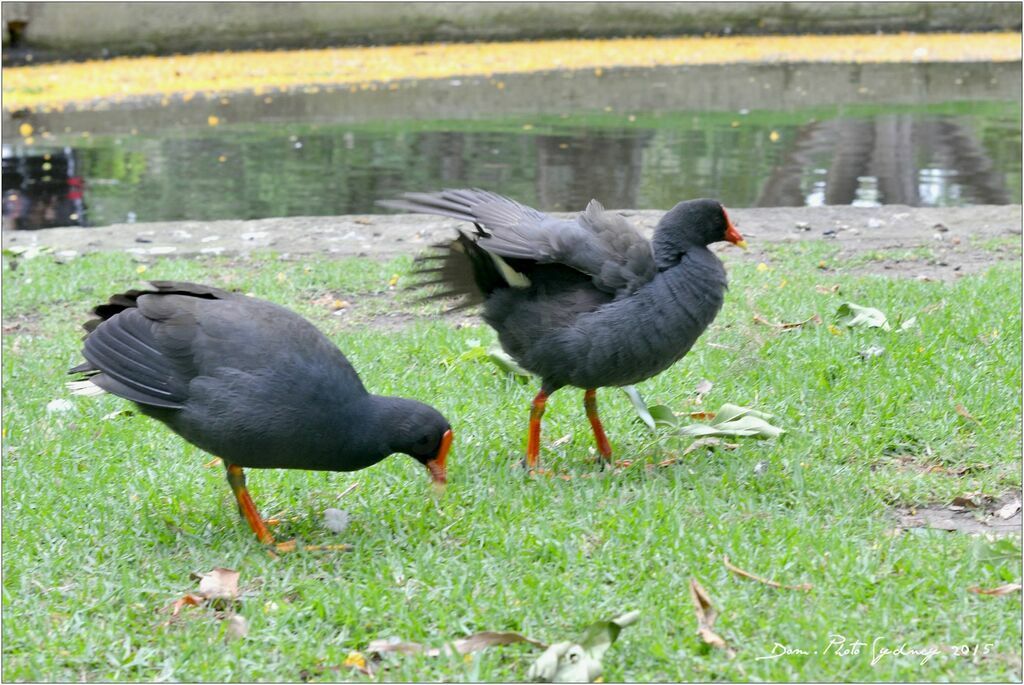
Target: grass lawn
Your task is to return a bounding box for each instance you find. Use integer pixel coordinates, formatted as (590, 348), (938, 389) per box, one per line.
(2, 240), (1020, 681)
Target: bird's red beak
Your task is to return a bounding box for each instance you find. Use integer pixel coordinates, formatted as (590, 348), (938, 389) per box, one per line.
(426, 429), (452, 485)
(723, 208), (747, 249)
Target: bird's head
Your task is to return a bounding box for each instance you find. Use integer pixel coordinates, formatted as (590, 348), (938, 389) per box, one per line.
(389, 400), (453, 486)
(652, 199), (746, 267)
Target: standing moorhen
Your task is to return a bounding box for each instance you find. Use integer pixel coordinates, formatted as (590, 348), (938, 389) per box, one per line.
(69, 281), (452, 550)
(382, 189), (745, 469)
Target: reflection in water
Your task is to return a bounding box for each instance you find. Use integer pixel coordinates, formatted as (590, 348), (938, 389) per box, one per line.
(2, 108), (1019, 230)
(758, 115), (1014, 208)
(2, 146), (86, 230)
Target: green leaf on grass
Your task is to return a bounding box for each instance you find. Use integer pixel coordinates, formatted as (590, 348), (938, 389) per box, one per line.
(678, 403), (784, 439)
(835, 302), (891, 331)
(621, 385), (656, 432)
(487, 347), (533, 379)
(527, 611), (640, 682)
(648, 405), (679, 428)
(460, 341), (533, 379)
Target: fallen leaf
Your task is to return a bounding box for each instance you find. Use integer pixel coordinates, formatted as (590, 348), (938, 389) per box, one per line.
(689, 579), (736, 657)
(195, 567), (240, 602)
(752, 313), (821, 330)
(967, 583), (1022, 596)
(225, 614), (248, 641)
(455, 631), (548, 654)
(723, 556), (812, 592)
(622, 385), (657, 432)
(693, 378), (713, 402)
(835, 302), (891, 330)
(648, 405), (679, 427)
(897, 315), (917, 331)
(955, 403), (980, 424)
(678, 403), (784, 439)
(169, 593), (204, 617)
(687, 411), (717, 420)
(815, 284), (840, 294)
(996, 499), (1021, 520)
(950, 495), (981, 509)
(487, 347), (533, 378)
(527, 611), (639, 683)
(368, 630), (546, 658)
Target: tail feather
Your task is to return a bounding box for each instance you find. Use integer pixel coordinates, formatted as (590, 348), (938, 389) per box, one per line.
(409, 233), (507, 310)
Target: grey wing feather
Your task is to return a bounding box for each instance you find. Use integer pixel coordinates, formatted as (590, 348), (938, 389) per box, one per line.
(381, 189), (656, 295)
(80, 308), (190, 408)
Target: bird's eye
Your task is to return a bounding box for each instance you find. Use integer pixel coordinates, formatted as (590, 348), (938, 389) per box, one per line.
(416, 434), (432, 447)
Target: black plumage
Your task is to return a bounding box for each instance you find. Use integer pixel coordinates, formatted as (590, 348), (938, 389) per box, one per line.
(70, 281), (452, 548)
(381, 189), (745, 468)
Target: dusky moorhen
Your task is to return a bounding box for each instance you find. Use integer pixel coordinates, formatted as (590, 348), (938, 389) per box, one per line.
(382, 189), (744, 469)
(69, 281), (452, 548)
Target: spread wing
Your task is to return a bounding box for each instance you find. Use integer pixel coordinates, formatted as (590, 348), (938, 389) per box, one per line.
(69, 281), (234, 408)
(381, 188), (656, 296)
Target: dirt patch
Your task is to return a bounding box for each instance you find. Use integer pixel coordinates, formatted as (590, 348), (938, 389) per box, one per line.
(894, 492), (1022, 535)
(1, 310), (44, 336)
(2, 205), (1020, 278)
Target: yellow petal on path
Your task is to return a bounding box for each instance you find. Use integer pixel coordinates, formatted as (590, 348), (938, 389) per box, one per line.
(4, 33), (1020, 112)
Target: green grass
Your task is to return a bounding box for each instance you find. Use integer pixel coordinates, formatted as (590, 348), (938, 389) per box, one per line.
(2, 243), (1020, 681)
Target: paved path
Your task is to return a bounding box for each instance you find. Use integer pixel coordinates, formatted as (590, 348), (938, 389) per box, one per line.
(3, 205), (1020, 281)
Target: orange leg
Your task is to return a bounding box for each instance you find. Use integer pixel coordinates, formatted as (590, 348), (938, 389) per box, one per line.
(584, 389), (613, 462)
(224, 463), (275, 545)
(526, 389), (549, 468)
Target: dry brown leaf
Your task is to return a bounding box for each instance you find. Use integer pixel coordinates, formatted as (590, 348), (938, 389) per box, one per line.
(194, 567), (240, 601)
(688, 578), (736, 657)
(169, 593), (204, 617)
(967, 583), (1022, 596)
(815, 284), (841, 294)
(950, 494), (982, 509)
(367, 630), (546, 658)
(225, 615), (248, 641)
(723, 556), (813, 592)
(687, 411), (717, 421)
(304, 543), (355, 552)
(752, 313), (821, 330)
(955, 403), (981, 424)
(996, 499), (1021, 520)
(693, 379), (713, 403)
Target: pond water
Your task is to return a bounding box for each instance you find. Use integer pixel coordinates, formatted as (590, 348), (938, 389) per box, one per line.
(2, 64), (1020, 230)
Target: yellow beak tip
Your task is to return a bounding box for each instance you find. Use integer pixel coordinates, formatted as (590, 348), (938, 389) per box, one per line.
(735, 240), (749, 249)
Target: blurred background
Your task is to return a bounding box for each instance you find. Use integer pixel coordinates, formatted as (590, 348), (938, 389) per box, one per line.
(2, 1), (1020, 230)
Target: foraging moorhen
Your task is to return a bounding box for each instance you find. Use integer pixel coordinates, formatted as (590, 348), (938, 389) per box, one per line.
(382, 189), (745, 469)
(69, 281), (452, 548)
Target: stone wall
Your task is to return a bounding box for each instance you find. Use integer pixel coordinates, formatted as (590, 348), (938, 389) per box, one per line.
(3, 2), (1021, 60)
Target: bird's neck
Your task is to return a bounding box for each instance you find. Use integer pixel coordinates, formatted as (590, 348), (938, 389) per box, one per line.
(652, 230), (704, 270)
